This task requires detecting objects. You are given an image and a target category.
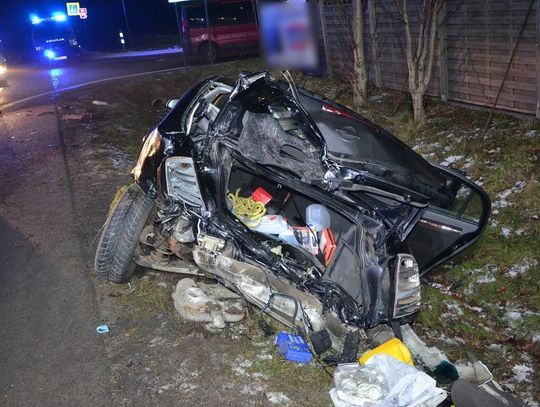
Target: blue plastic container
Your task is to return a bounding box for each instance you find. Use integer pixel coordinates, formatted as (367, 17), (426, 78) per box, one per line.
(275, 332), (313, 364)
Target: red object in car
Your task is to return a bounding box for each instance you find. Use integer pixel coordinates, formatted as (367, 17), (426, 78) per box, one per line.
(251, 187), (272, 205)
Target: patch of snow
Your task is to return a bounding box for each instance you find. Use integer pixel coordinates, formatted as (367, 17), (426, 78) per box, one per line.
(257, 352), (273, 361)
(439, 335), (466, 345)
(507, 259), (538, 278)
(501, 227), (512, 238)
(511, 364), (533, 382)
(157, 282), (168, 288)
(492, 209), (499, 215)
(492, 181), (527, 208)
(522, 397), (538, 407)
(440, 155), (464, 166)
(267, 392), (291, 405)
(476, 273), (496, 284)
(524, 129), (537, 138)
(505, 311), (522, 321)
(444, 301), (464, 316)
(232, 358), (253, 376)
(532, 334), (540, 343)
(240, 383), (265, 395)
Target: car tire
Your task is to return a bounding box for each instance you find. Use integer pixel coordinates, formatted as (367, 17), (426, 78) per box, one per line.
(199, 42), (219, 64)
(95, 184), (155, 283)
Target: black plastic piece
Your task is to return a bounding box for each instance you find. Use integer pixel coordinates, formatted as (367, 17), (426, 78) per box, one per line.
(310, 330), (332, 355)
(323, 330), (360, 364)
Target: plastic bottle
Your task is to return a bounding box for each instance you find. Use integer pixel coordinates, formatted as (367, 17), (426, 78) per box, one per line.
(306, 204), (331, 232)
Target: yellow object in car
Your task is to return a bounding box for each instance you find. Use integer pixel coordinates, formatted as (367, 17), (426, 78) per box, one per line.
(359, 338), (414, 366)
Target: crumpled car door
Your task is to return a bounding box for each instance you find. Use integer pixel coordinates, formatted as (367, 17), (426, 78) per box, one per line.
(404, 165), (491, 276)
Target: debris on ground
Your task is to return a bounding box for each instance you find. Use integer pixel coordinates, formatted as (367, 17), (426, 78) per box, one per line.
(275, 331), (313, 364)
(330, 355), (446, 406)
(96, 324), (110, 334)
(172, 278), (247, 330)
(63, 113), (92, 122)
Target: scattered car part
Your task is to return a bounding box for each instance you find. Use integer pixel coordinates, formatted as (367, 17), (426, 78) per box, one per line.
(172, 278), (247, 329)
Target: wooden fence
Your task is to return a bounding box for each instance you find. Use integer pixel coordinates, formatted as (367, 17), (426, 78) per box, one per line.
(318, 0), (540, 118)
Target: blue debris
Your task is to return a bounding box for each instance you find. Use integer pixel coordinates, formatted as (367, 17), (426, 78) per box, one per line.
(96, 325), (110, 334)
(275, 331), (313, 364)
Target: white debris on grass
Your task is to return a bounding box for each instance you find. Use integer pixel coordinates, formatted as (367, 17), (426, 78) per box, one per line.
(507, 259), (538, 278)
(511, 364), (533, 382)
(532, 334), (540, 343)
(524, 129), (537, 138)
(157, 282), (168, 288)
(266, 392), (291, 405)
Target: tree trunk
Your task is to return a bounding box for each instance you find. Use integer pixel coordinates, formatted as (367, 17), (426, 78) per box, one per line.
(411, 91), (426, 125)
(352, 0), (367, 109)
(398, 0), (439, 126)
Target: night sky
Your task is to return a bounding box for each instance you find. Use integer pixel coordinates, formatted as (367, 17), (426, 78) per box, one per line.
(0, 0), (178, 54)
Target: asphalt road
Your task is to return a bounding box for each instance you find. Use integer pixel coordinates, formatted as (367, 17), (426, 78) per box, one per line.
(0, 50), (190, 405)
(0, 50), (190, 111)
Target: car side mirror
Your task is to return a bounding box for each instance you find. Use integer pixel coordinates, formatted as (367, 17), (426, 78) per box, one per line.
(167, 99), (179, 109)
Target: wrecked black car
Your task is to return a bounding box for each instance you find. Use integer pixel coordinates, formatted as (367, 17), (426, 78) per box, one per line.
(95, 71), (490, 344)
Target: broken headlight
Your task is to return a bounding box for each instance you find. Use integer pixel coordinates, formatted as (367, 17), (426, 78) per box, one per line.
(392, 254), (421, 319)
(132, 128), (162, 181)
(164, 156), (205, 208)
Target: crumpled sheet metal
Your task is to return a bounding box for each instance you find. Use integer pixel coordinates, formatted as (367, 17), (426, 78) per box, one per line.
(172, 278), (247, 329)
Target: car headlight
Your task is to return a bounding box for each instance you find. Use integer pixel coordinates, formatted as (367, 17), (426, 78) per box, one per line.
(0, 65), (5, 75)
(164, 156), (205, 208)
(392, 254), (421, 319)
(132, 128), (162, 181)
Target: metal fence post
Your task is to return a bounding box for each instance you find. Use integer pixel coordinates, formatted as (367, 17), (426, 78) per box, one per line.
(368, 0), (382, 87)
(438, 0), (449, 102)
(536, 0), (540, 119)
(318, 0), (332, 77)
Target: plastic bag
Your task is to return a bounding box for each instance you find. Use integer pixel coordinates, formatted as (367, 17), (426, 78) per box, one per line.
(330, 354), (447, 407)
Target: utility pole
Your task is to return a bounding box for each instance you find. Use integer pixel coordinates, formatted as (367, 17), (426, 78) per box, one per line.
(120, 0), (131, 46)
(174, 3), (188, 68)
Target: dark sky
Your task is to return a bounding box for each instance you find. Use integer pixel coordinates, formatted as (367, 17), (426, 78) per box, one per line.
(0, 0), (178, 53)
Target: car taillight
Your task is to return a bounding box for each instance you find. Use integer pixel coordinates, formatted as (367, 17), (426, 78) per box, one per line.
(392, 254), (421, 319)
(322, 104), (354, 119)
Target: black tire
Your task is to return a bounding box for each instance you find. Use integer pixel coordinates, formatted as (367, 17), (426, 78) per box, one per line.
(95, 184), (155, 283)
(199, 42), (219, 64)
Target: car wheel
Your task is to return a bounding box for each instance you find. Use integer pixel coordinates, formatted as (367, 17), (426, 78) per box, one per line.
(199, 42), (219, 64)
(95, 184), (155, 283)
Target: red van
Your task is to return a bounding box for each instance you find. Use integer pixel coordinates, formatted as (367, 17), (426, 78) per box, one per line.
(181, 0), (259, 63)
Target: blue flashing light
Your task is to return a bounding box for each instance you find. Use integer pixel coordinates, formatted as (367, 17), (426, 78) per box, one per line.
(52, 12), (67, 22)
(44, 50), (56, 60)
(30, 14), (42, 24)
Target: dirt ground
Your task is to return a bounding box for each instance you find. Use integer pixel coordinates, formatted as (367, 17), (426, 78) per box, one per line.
(56, 59), (539, 406)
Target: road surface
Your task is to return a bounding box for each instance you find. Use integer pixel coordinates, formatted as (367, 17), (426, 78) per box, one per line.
(0, 50), (189, 405)
(0, 50), (190, 111)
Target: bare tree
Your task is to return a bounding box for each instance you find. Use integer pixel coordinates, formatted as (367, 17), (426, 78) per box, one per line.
(321, 0), (370, 109)
(352, 0), (368, 108)
(395, 0), (441, 125)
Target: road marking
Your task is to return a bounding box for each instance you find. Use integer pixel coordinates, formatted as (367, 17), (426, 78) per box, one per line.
(1, 65), (190, 111)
